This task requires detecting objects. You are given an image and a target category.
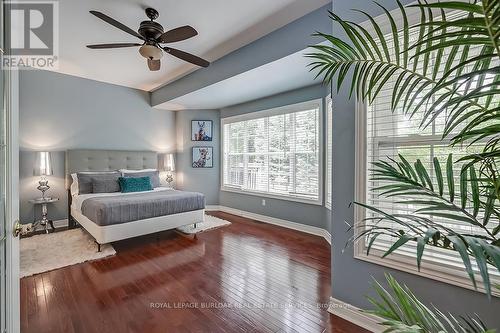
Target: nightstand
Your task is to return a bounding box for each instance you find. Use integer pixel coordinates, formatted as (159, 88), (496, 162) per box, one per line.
(29, 197), (59, 233)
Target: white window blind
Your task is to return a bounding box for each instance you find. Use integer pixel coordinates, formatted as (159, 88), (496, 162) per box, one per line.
(222, 100), (322, 203)
(356, 9), (500, 292)
(326, 96), (333, 209)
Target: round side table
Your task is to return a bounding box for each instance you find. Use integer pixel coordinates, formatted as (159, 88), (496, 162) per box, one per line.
(29, 197), (59, 233)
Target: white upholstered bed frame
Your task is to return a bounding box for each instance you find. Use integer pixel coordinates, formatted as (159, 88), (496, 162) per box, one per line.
(65, 149), (204, 248)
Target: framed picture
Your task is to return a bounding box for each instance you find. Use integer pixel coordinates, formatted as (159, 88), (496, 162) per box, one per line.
(192, 147), (213, 168)
(192, 120), (213, 141)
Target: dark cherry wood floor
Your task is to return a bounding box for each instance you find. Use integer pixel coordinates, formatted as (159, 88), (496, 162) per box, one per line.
(20, 211), (368, 333)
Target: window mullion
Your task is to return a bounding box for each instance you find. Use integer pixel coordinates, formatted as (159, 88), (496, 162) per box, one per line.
(266, 117), (269, 193)
(291, 113), (296, 194)
(243, 121), (249, 190)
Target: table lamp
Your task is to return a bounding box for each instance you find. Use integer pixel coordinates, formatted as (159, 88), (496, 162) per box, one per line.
(33, 151), (53, 199)
(162, 153), (175, 187)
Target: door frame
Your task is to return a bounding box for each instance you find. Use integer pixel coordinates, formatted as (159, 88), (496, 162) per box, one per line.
(5, 67), (20, 333)
(2, 0), (20, 328)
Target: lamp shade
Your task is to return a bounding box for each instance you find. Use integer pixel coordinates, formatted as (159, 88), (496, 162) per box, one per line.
(33, 151), (53, 176)
(162, 153), (175, 172)
(139, 44), (163, 61)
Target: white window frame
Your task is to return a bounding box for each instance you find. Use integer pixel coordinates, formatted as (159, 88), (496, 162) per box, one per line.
(220, 99), (323, 205)
(354, 99), (499, 296)
(325, 95), (332, 210)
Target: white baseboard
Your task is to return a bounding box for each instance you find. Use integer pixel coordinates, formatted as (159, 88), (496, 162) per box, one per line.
(53, 219), (69, 228)
(27, 218), (69, 233)
(320, 229), (332, 245)
(205, 205), (221, 211)
(206, 205), (331, 245)
(328, 297), (384, 333)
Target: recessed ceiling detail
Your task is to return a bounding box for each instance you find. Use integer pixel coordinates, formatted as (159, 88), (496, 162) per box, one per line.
(154, 47), (323, 110)
(49, 0), (330, 91)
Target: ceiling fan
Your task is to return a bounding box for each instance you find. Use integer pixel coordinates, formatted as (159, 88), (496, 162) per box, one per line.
(86, 8), (210, 71)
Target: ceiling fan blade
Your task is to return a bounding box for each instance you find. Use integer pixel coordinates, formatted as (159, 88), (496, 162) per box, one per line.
(89, 11), (144, 40)
(163, 47), (209, 68)
(86, 43), (142, 49)
(148, 59), (161, 71)
(158, 25), (198, 43)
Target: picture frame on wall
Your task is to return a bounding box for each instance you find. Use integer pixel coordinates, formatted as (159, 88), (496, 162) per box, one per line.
(192, 146), (213, 168)
(192, 120), (213, 141)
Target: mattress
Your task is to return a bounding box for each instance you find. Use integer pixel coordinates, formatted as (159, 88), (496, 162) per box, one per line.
(73, 188), (205, 226)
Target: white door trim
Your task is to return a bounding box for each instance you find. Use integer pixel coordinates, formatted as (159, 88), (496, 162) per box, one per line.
(6, 68), (20, 333)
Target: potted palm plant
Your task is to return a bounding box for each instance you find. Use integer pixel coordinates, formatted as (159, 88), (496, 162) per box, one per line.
(308, 0), (499, 331)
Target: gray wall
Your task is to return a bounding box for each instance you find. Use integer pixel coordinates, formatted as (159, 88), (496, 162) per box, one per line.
(19, 70), (176, 223)
(220, 84), (331, 231)
(174, 109), (220, 205)
(330, 0), (499, 327)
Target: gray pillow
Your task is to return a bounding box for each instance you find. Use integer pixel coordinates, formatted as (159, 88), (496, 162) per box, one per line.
(92, 179), (120, 193)
(123, 170), (161, 188)
(77, 172), (120, 194)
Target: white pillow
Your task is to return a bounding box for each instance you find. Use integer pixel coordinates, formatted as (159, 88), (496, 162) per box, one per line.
(119, 168), (157, 175)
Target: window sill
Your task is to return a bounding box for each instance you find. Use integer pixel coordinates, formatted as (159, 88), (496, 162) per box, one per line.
(220, 186), (322, 206)
(354, 250), (499, 298)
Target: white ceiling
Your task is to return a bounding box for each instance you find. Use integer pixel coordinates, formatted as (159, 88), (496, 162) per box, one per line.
(52, 0), (330, 91)
(155, 47), (323, 110)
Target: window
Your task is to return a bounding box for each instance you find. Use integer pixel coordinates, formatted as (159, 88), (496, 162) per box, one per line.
(325, 96), (332, 209)
(354, 10), (499, 293)
(222, 100), (322, 204)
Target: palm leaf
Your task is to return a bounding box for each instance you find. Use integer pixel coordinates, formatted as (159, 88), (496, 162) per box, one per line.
(368, 274), (494, 332)
(357, 154), (499, 295)
(307, 0), (498, 134)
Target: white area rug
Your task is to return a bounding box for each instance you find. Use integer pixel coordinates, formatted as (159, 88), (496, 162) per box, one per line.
(176, 214), (231, 234)
(20, 228), (115, 278)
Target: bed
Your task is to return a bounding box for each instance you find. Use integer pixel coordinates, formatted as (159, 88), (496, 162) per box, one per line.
(66, 149), (205, 250)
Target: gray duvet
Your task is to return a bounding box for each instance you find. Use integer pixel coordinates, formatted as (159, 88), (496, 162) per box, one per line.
(81, 190), (205, 226)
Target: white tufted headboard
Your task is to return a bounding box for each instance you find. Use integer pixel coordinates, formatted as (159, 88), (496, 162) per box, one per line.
(65, 149), (158, 189)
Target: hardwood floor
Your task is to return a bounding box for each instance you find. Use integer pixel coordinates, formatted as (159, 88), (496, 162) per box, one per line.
(20, 211), (369, 333)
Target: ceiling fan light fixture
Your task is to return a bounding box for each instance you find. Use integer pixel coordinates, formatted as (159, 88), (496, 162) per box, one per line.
(139, 44), (163, 60)
(87, 8), (210, 71)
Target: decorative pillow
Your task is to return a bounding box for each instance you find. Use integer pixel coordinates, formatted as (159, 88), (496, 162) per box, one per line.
(118, 176), (153, 193)
(92, 179), (120, 193)
(72, 171), (116, 195)
(76, 172), (120, 194)
(123, 170), (160, 188)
